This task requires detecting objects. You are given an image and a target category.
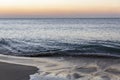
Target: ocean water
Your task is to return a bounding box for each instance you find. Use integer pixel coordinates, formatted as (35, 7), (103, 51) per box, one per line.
(0, 18), (120, 57)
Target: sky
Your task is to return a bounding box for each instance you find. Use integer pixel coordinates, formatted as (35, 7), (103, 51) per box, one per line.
(0, 0), (120, 18)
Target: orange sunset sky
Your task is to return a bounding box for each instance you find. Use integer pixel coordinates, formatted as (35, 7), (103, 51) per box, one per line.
(0, 0), (120, 18)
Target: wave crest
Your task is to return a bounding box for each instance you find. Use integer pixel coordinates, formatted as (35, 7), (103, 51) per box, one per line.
(0, 38), (120, 57)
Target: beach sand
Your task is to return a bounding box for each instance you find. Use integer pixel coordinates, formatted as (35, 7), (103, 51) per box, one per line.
(0, 61), (38, 80)
(0, 54), (120, 80)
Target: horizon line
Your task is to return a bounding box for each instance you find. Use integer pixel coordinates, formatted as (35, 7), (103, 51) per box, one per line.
(0, 17), (120, 19)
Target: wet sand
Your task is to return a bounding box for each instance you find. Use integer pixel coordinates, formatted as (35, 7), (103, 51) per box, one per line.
(0, 62), (38, 80)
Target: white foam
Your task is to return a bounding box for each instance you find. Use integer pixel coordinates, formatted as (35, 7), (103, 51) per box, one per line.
(30, 73), (69, 80)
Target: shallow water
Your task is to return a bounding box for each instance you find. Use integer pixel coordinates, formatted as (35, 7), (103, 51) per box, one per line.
(0, 54), (120, 80)
(0, 18), (120, 56)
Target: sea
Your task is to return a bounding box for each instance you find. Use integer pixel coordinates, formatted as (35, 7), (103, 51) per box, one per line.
(0, 18), (120, 57)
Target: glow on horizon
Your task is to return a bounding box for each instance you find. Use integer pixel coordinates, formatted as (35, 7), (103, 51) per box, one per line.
(0, 0), (120, 17)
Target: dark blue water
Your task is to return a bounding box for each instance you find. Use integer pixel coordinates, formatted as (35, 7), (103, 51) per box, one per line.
(0, 18), (120, 57)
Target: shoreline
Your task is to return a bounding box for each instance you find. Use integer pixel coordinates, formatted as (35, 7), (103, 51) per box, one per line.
(0, 54), (120, 80)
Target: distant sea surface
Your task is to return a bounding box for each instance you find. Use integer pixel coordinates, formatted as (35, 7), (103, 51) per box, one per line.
(0, 18), (120, 57)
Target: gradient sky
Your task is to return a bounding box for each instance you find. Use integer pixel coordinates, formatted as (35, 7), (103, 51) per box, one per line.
(0, 0), (120, 18)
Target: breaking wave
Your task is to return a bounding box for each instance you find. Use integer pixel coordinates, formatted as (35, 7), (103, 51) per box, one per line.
(0, 38), (120, 57)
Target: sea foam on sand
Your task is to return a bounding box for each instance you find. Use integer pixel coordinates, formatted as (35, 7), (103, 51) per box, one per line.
(0, 54), (120, 80)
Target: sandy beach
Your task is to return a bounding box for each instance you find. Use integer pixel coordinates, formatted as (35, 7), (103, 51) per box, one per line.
(0, 61), (38, 80)
(0, 54), (120, 80)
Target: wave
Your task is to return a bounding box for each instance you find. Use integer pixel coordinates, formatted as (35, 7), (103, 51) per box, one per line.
(0, 38), (120, 57)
